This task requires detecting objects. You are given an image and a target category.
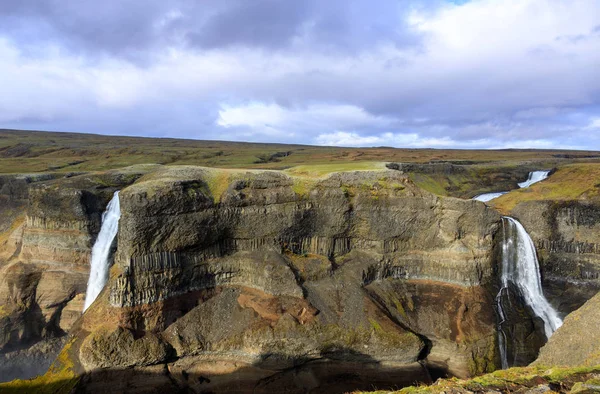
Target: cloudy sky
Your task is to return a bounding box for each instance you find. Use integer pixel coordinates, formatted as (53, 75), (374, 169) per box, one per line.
(1, 0), (599, 149)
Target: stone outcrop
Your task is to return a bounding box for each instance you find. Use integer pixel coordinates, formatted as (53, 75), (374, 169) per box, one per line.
(534, 291), (600, 367)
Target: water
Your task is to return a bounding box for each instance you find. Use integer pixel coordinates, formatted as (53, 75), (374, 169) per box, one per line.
(473, 170), (550, 202)
(496, 217), (563, 368)
(518, 170), (550, 188)
(83, 191), (121, 311)
(473, 192), (508, 202)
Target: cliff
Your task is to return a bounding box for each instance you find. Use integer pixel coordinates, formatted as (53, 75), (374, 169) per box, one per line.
(0, 166), (149, 381)
(535, 291), (600, 367)
(0, 165), (503, 393)
(2, 162), (598, 393)
(490, 165), (600, 315)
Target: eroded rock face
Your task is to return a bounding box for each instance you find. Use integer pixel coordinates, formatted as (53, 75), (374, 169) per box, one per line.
(7, 165), (587, 392)
(110, 169), (500, 309)
(0, 168), (146, 381)
(57, 167), (504, 392)
(80, 326), (171, 369)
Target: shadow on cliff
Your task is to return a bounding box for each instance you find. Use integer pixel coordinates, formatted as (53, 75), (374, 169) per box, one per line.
(1, 348), (433, 394)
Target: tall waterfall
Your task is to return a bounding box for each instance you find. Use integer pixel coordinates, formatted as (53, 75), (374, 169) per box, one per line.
(496, 216), (562, 368)
(83, 191), (121, 311)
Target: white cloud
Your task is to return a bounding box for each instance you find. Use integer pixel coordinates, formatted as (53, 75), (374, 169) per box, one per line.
(314, 131), (385, 146)
(588, 118), (600, 129)
(217, 102), (396, 137)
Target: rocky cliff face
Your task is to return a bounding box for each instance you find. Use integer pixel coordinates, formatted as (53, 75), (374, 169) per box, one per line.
(3, 164), (595, 393)
(41, 166), (505, 394)
(0, 167), (146, 381)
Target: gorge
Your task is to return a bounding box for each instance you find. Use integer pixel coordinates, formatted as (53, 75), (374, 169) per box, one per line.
(0, 138), (599, 393)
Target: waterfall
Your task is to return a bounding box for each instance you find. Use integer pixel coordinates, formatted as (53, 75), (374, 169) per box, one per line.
(495, 216), (562, 368)
(83, 191), (121, 311)
(473, 170), (550, 202)
(518, 170), (550, 188)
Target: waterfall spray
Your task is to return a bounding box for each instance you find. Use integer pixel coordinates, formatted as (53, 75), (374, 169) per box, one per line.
(83, 191), (121, 311)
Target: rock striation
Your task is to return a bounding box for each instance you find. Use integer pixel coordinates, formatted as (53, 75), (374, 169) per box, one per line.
(2, 164), (596, 392)
(53, 166), (505, 393)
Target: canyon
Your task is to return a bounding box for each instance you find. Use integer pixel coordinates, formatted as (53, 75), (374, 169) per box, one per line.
(0, 150), (599, 392)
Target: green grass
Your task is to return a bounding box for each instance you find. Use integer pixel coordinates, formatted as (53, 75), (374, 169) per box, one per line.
(353, 365), (600, 394)
(492, 163), (600, 213)
(284, 161), (387, 177)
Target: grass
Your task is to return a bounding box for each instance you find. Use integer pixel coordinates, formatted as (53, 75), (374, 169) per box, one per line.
(492, 163), (600, 213)
(354, 365), (600, 393)
(284, 161), (387, 178)
(2, 129), (600, 175)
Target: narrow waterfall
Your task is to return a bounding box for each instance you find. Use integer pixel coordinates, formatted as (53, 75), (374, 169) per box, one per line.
(83, 191), (121, 311)
(495, 216), (562, 368)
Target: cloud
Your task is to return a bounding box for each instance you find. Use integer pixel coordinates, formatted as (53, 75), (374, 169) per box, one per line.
(588, 118), (600, 129)
(217, 102), (396, 138)
(0, 0), (599, 149)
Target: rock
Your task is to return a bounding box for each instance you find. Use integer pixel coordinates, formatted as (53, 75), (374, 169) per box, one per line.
(0, 336), (66, 382)
(534, 291), (600, 367)
(2, 165), (583, 391)
(79, 326), (171, 369)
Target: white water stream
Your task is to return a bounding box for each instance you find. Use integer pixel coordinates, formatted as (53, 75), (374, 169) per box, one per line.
(473, 170), (550, 202)
(496, 217), (563, 368)
(518, 170), (550, 188)
(83, 191), (121, 311)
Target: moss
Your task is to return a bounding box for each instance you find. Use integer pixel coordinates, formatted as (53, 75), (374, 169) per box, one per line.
(0, 304), (9, 318)
(0, 338), (80, 394)
(290, 177), (318, 198)
(369, 319), (383, 333)
(204, 170), (232, 202)
(467, 343), (497, 376)
(393, 299), (407, 319)
(353, 365), (600, 394)
(408, 173), (449, 196)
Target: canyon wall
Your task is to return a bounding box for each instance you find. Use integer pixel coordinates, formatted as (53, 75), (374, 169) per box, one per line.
(510, 201), (600, 314)
(61, 166), (503, 393)
(0, 168), (145, 381)
(1, 164), (598, 392)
